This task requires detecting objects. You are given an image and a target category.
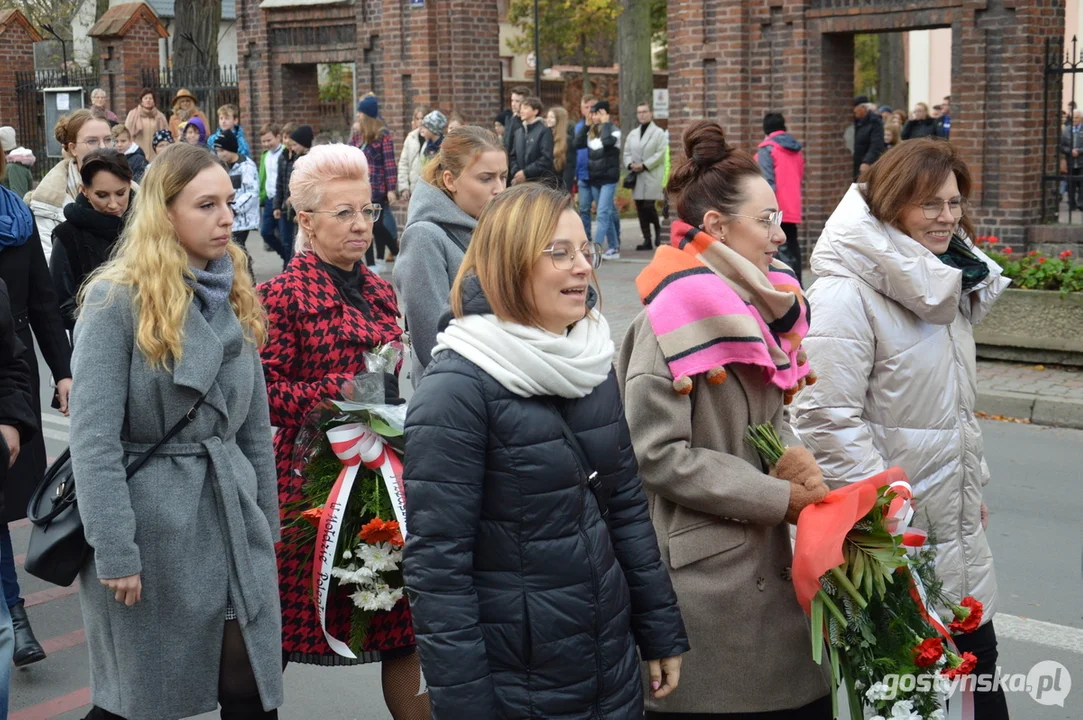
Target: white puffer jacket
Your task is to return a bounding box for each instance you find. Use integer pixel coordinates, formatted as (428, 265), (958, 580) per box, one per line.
(793, 185), (1010, 625)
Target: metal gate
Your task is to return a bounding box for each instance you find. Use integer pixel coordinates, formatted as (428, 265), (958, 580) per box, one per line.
(140, 65), (239, 131)
(14, 67), (102, 179)
(1042, 36), (1081, 225)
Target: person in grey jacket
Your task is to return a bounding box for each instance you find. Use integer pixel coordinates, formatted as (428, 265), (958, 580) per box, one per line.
(69, 144), (282, 720)
(393, 126), (508, 386)
(1062, 109), (1083, 209)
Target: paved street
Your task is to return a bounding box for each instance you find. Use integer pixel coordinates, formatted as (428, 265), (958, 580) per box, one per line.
(9, 234), (1083, 718)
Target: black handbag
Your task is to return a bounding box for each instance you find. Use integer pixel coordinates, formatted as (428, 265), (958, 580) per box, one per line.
(623, 172), (638, 190)
(24, 396), (205, 587)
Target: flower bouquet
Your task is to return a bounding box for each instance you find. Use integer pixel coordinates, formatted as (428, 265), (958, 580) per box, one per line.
(289, 344), (408, 658)
(747, 425), (983, 720)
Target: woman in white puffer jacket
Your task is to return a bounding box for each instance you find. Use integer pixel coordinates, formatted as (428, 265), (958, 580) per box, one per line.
(792, 139), (1010, 720)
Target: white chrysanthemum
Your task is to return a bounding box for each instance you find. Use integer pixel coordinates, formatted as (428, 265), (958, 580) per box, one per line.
(866, 682), (892, 702)
(933, 674), (953, 695)
(929, 709), (946, 720)
(889, 699), (918, 720)
(354, 543), (400, 573)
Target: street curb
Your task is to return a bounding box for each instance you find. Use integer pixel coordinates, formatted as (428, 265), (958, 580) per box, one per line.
(976, 389), (1083, 429)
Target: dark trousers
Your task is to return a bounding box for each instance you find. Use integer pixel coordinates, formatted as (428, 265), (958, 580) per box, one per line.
(1070, 166), (1083, 209)
(365, 213), (399, 265)
(636, 199), (661, 246)
(0, 526), (22, 608)
(778, 222), (803, 285)
(260, 202), (290, 269)
(951, 621), (1011, 720)
(232, 230), (255, 280)
(646, 693), (832, 720)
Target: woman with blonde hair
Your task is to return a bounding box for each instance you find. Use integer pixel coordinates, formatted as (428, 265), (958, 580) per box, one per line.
(68, 142), (282, 719)
(403, 183), (687, 718)
(29, 109), (118, 262)
(258, 144), (427, 719)
(393, 126), (507, 385)
(547, 106), (577, 192)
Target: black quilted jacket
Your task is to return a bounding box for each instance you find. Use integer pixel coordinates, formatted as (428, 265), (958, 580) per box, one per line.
(402, 279), (688, 719)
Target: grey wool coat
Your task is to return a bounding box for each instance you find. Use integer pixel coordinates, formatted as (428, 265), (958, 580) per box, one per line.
(617, 311), (829, 714)
(69, 280), (283, 719)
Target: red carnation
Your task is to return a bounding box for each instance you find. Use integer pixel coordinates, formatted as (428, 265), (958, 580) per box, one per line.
(1002, 247), (1013, 255)
(949, 596), (984, 634)
(943, 651), (979, 679)
(1039, 257), (1047, 264)
(987, 236), (999, 244)
(1060, 250), (1073, 260)
(913, 637), (945, 668)
(301, 507), (323, 528)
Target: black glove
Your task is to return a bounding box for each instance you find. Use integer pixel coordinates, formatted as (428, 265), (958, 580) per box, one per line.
(383, 372), (404, 406)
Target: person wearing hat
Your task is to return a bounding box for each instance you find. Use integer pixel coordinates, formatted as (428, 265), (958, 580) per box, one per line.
(214, 130), (260, 273)
(151, 129), (175, 156)
(852, 94), (886, 181)
(420, 110), (448, 162)
(168, 88), (209, 143)
(273, 125), (313, 251)
(575, 99), (623, 258)
(181, 116), (210, 148)
(124, 88), (169, 161)
(0, 128), (33, 200)
(350, 95), (400, 269)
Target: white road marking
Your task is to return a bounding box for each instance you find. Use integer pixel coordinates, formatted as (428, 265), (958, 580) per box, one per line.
(42, 427), (69, 443)
(41, 414), (70, 426)
(996, 613), (1083, 655)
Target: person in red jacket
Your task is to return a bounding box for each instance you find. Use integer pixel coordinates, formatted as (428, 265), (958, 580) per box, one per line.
(756, 112), (805, 284)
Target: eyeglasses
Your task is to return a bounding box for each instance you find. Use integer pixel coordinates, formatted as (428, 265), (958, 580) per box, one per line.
(542, 240), (603, 270)
(730, 210), (784, 232)
(306, 204), (382, 224)
(79, 137), (116, 150)
(913, 197), (967, 220)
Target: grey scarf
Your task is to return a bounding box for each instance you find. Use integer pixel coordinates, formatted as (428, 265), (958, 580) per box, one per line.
(187, 255), (234, 319)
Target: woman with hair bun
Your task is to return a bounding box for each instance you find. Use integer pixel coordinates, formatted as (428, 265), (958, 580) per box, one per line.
(258, 144), (429, 719)
(393, 126), (507, 386)
(29, 109), (118, 262)
(68, 142), (281, 718)
(617, 120), (832, 718)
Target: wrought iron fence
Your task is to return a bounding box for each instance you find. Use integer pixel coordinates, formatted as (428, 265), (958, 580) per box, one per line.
(14, 66), (103, 178)
(1043, 36), (1082, 224)
(140, 65), (240, 130)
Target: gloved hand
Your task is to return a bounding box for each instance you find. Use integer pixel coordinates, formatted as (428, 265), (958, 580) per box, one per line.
(772, 446), (825, 491)
(383, 372), (405, 406)
(785, 480), (828, 524)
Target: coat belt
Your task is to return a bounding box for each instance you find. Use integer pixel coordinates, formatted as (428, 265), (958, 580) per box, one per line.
(120, 436), (266, 625)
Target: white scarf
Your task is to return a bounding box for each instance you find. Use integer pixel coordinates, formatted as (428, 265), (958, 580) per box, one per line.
(432, 311), (615, 398)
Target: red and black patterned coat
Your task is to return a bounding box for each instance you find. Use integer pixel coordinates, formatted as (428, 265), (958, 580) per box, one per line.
(259, 250), (412, 665)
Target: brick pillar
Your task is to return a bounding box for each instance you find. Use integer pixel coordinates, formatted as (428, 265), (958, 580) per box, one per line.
(0, 10), (42, 143)
(89, 3), (169, 121)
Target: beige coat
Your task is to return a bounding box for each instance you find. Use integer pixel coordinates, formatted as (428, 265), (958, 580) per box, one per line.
(618, 311), (829, 714)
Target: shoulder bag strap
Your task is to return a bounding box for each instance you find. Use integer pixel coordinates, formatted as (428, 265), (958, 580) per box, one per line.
(124, 395), (206, 479)
(546, 401), (610, 522)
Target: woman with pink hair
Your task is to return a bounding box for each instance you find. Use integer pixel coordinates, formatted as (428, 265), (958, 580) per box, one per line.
(257, 144), (428, 718)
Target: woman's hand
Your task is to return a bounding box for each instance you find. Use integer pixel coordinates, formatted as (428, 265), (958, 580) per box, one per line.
(772, 446), (824, 491)
(55, 377), (72, 416)
(648, 655), (682, 699)
(980, 502), (989, 531)
(0, 424), (19, 467)
(273, 208), (281, 220)
(101, 573), (142, 606)
(387, 191), (399, 204)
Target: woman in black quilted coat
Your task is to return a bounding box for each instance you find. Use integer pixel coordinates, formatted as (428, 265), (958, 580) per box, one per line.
(402, 184), (688, 719)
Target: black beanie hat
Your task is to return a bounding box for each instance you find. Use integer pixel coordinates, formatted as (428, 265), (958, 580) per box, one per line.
(290, 124), (314, 150)
(213, 129), (239, 154)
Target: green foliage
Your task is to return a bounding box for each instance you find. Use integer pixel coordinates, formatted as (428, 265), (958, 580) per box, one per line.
(506, 0), (623, 69)
(319, 63), (354, 103)
(977, 237), (1083, 295)
(854, 34), (880, 101)
(650, 0), (668, 70)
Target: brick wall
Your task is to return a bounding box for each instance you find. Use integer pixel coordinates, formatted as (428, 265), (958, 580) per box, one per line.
(667, 0), (1066, 252)
(237, 0), (501, 144)
(0, 14), (39, 143)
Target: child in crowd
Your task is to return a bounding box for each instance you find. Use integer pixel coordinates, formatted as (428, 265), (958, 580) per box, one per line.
(207, 104), (250, 157)
(111, 124), (147, 182)
(181, 117), (209, 148)
(420, 110), (448, 163)
(213, 129), (259, 275)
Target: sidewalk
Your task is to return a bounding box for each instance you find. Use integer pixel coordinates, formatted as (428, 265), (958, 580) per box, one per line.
(248, 227), (1083, 429)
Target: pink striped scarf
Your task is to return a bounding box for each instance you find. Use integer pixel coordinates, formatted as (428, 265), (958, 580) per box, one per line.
(635, 221), (810, 390)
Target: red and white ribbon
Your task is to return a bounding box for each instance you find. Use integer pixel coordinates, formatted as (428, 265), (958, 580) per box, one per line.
(312, 422), (407, 659)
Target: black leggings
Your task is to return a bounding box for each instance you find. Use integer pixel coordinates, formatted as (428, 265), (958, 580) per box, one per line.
(84, 620), (276, 719)
(778, 222), (802, 285)
(646, 693), (832, 719)
(950, 621), (1011, 720)
(366, 215), (399, 264)
(635, 199), (661, 245)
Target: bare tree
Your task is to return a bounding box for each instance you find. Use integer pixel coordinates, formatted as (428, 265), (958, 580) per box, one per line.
(878, 33), (907, 113)
(617, 0), (652, 133)
(172, 0), (221, 70)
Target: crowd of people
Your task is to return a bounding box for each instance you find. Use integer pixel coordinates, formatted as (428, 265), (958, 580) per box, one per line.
(0, 82), (1011, 720)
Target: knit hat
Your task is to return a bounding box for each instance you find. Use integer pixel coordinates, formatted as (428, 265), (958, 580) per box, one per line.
(878, 105), (893, 114)
(213, 129), (240, 154)
(152, 129), (174, 149)
(172, 88), (198, 107)
(422, 110), (448, 136)
(357, 95), (379, 118)
(591, 100), (610, 114)
(290, 124), (314, 150)
(853, 95), (870, 107)
(0, 127), (15, 153)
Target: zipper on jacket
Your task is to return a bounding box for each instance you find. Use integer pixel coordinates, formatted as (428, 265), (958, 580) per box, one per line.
(946, 324), (971, 596)
(578, 474), (604, 718)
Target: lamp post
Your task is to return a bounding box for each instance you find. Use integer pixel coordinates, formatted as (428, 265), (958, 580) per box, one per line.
(533, 0), (541, 97)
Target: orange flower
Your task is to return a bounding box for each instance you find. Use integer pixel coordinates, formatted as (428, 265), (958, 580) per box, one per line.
(360, 517), (404, 548)
(301, 507), (324, 527)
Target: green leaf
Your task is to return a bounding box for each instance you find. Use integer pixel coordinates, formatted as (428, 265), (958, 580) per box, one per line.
(368, 416), (403, 438)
